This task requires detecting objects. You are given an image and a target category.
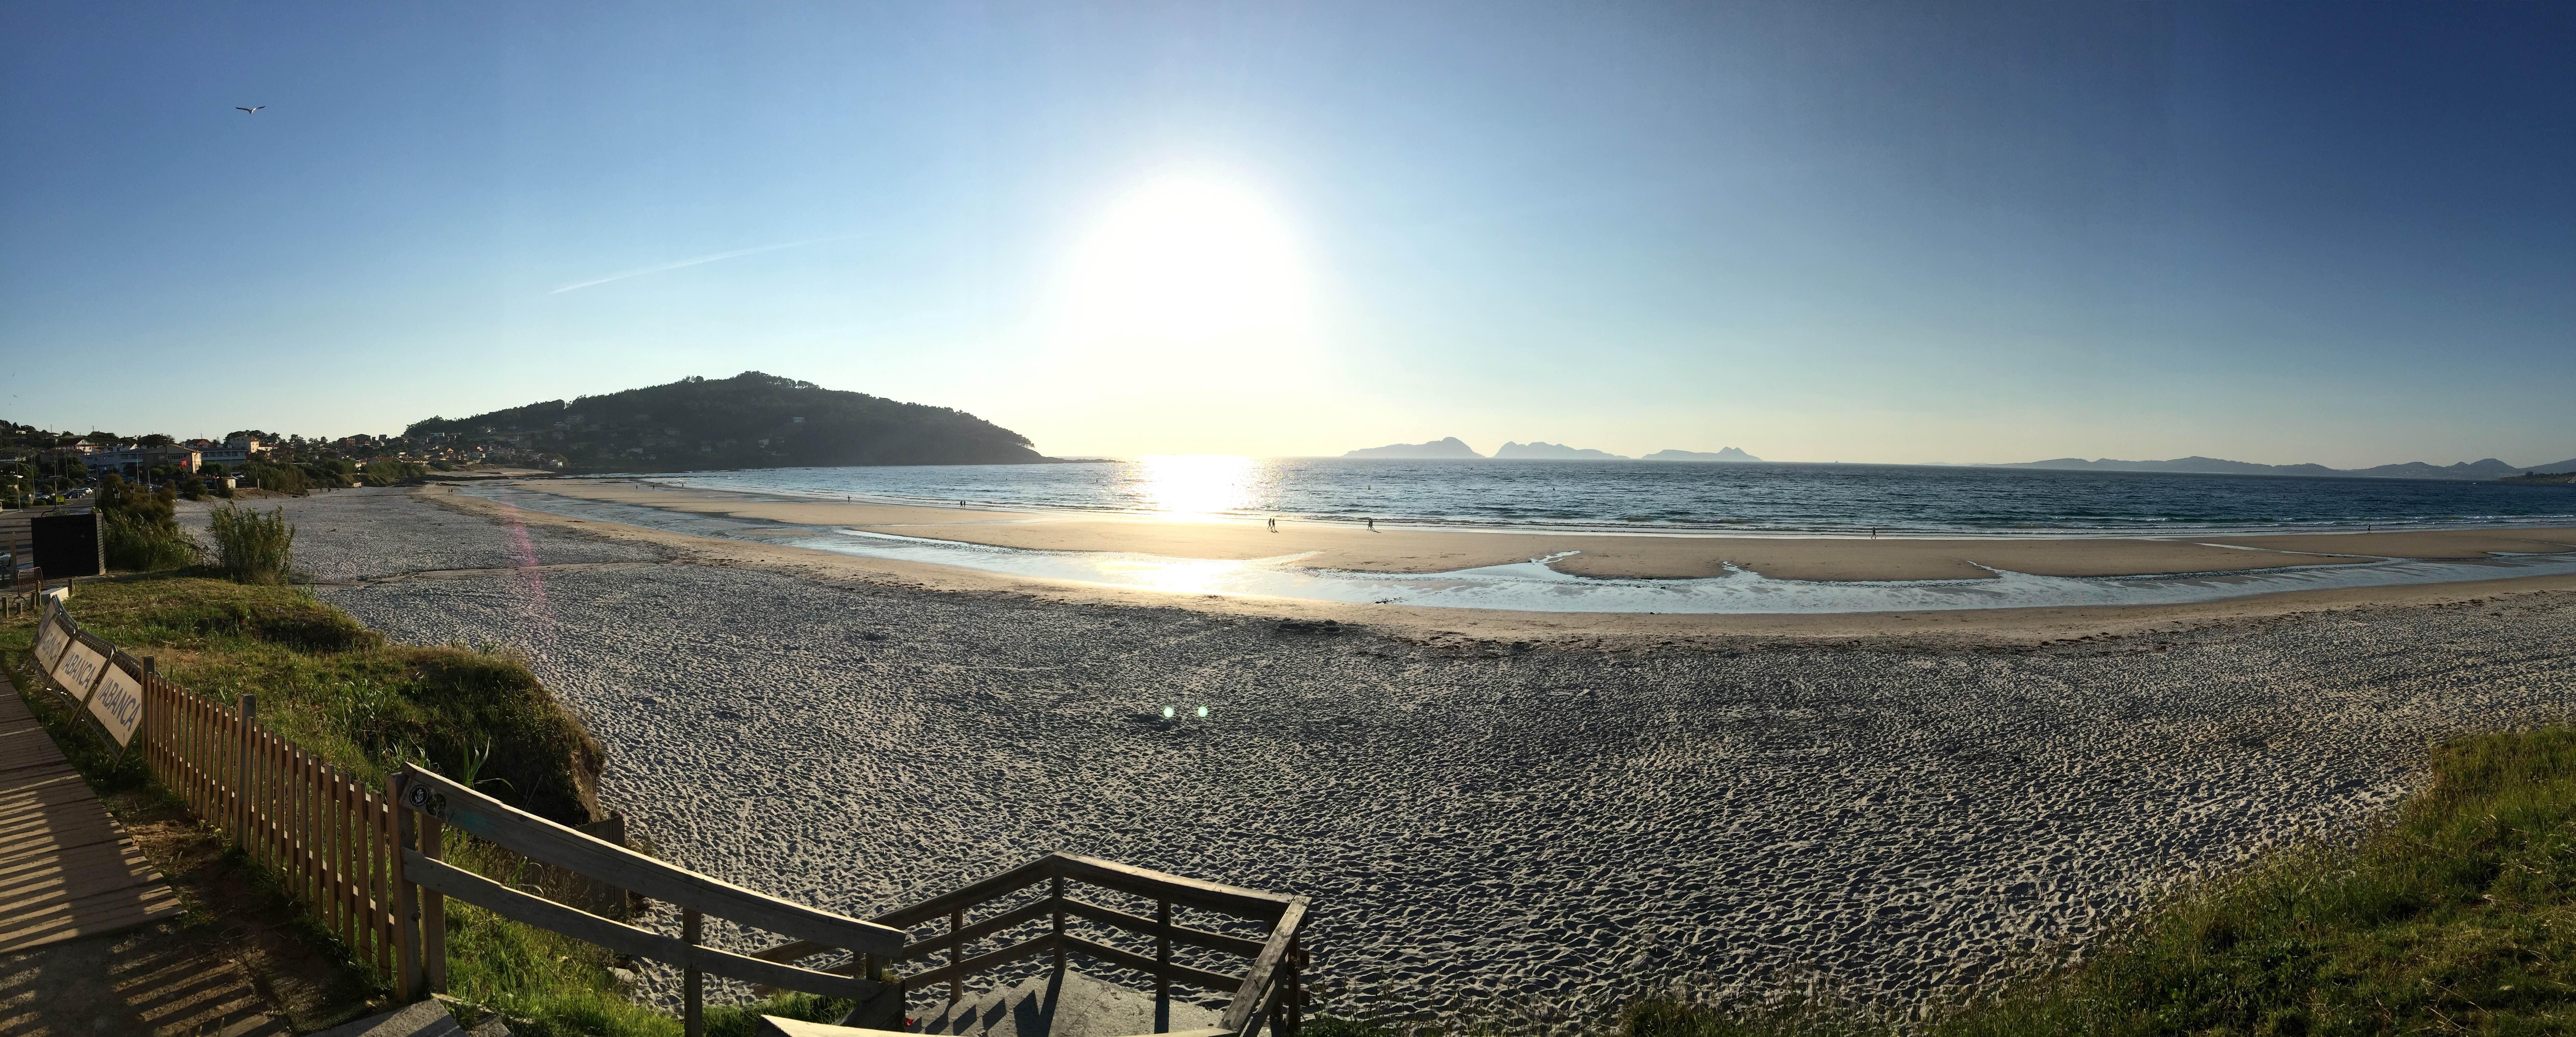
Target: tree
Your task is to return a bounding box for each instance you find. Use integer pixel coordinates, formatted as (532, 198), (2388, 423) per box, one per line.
(96, 474), (197, 570)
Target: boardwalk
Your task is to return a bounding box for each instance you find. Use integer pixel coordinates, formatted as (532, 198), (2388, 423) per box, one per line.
(0, 675), (179, 952)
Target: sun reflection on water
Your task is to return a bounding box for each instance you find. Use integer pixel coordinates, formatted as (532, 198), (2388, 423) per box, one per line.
(1128, 454), (1266, 517)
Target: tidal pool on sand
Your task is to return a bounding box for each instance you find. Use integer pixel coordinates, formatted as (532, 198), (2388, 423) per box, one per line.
(466, 484), (2576, 614)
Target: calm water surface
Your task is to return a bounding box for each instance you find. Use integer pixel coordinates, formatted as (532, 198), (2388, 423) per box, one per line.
(641, 460), (2576, 537)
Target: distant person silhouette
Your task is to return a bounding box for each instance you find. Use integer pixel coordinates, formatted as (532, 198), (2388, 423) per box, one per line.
(1267, 518), (1277, 533)
(1366, 517), (1376, 531)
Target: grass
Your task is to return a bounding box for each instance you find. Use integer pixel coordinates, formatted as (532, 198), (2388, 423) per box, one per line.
(207, 503), (297, 583)
(98, 475), (201, 572)
(1616, 727), (2576, 1037)
(3, 573), (862, 1036)
(28, 572), (603, 824)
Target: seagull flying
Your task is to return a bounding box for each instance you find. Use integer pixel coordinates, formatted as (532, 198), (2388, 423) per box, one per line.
(235, 106), (264, 114)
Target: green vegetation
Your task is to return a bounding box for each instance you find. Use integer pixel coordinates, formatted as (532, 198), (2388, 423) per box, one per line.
(97, 473), (201, 571)
(246, 458), (315, 495)
(1612, 727), (2576, 1037)
(208, 504), (298, 584)
(3, 578), (863, 1035)
(362, 458), (434, 485)
(406, 370), (1047, 472)
(44, 575), (601, 824)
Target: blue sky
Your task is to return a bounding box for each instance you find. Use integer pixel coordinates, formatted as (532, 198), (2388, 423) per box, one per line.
(5, 2), (2569, 466)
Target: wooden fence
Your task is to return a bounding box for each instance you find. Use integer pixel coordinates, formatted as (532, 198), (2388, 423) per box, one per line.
(145, 679), (416, 981)
(20, 595), (410, 981)
(27, 598), (1314, 1037)
(30, 597), (909, 1028)
(3, 569), (40, 618)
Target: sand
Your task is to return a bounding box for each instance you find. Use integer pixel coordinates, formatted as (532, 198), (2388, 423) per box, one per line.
(514, 479), (2576, 583)
(169, 488), (2576, 1031)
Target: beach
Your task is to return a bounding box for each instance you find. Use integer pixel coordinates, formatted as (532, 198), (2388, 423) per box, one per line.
(516, 477), (2576, 583)
(183, 486), (2576, 1026)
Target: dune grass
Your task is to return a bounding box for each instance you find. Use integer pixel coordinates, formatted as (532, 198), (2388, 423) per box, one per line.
(3, 574), (859, 1036)
(21, 573), (605, 824)
(206, 503), (298, 583)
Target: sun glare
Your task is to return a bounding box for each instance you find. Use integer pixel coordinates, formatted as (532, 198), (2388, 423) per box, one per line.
(1056, 173), (1312, 364)
(1127, 453), (1264, 516)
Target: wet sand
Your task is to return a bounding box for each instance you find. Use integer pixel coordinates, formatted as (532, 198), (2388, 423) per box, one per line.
(517, 477), (2576, 584)
(434, 483), (2576, 648)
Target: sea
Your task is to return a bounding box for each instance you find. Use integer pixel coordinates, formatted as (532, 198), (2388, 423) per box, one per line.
(636, 458), (2576, 538)
(475, 461), (2576, 612)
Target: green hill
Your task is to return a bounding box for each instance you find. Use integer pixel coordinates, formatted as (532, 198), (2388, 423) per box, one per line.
(406, 372), (1047, 472)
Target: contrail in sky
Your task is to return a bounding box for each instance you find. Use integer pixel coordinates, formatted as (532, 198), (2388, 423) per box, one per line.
(549, 235), (855, 294)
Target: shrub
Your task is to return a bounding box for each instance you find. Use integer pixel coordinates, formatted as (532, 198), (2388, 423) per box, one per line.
(303, 458), (357, 488)
(361, 459), (432, 487)
(97, 473), (200, 571)
(244, 460), (311, 495)
(208, 504), (296, 584)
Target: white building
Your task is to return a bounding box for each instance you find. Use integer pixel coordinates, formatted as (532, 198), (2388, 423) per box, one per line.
(196, 436), (267, 470)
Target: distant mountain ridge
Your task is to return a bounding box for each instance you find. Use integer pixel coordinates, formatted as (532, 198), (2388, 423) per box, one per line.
(1993, 455), (2576, 481)
(1643, 447), (1761, 462)
(1495, 441), (1627, 460)
(1340, 438), (1765, 461)
(1342, 437), (1484, 459)
(407, 371), (1047, 472)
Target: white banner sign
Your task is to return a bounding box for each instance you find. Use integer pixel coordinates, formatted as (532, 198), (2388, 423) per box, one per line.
(87, 661), (144, 748)
(31, 612), (71, 671)
(47, 638), (108, 704)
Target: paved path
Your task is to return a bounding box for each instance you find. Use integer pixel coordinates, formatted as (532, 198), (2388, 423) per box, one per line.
(0, 673), (179, 952)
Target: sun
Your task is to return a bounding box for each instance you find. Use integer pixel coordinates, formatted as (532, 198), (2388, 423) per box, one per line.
(1054, 172), (1312, 364)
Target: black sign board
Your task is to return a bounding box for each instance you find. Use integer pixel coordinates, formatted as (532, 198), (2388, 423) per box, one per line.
(32, 511), (104, 578)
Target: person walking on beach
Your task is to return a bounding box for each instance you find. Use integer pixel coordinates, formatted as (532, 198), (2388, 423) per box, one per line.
(1267, 518), (1277, 533)
(1366, 517), (1376, 531)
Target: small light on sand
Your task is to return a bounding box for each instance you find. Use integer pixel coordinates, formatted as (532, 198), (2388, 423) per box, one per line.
(1163, 706), (1176, 720)
(1197, 705), (1209, 718)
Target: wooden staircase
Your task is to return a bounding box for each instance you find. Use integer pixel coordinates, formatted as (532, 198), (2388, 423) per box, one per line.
(755, 852), (1310, 1037)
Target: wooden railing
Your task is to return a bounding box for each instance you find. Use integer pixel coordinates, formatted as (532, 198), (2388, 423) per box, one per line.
(756, 852), (1312, 1037)
(25, 597), (1316, 1037)
(391, 766), (909, 1035)
(4, 567), (43, 617)
(25, 599), (910, 1034)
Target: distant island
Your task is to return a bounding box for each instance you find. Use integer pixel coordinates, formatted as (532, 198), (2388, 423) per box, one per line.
(1642, 447), (1761, 462)
(1339, 439), (1768, 462)
(406, 371), (1049, 472)
(1343, 437), (1485, 459)
(1495, 441), (1627, 460)
(1989, 455), (2576, 481)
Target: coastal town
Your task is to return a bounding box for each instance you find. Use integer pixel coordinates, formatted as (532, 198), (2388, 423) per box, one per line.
(0, 421), (562, 507)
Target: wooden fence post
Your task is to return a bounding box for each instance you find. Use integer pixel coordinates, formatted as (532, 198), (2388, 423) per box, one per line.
(949, 910), (965, 1003)
(141, 658), (155, 774)
(421, 809), (447, 994)
(1050, 875), (1066, 974)
(235, 695), (256, 849)
(391, 770), (422, 1001)
(1274, 937), (1306, 1037)
(1154, 897), (1172, 1033)
(683, 907), (705, 1037)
